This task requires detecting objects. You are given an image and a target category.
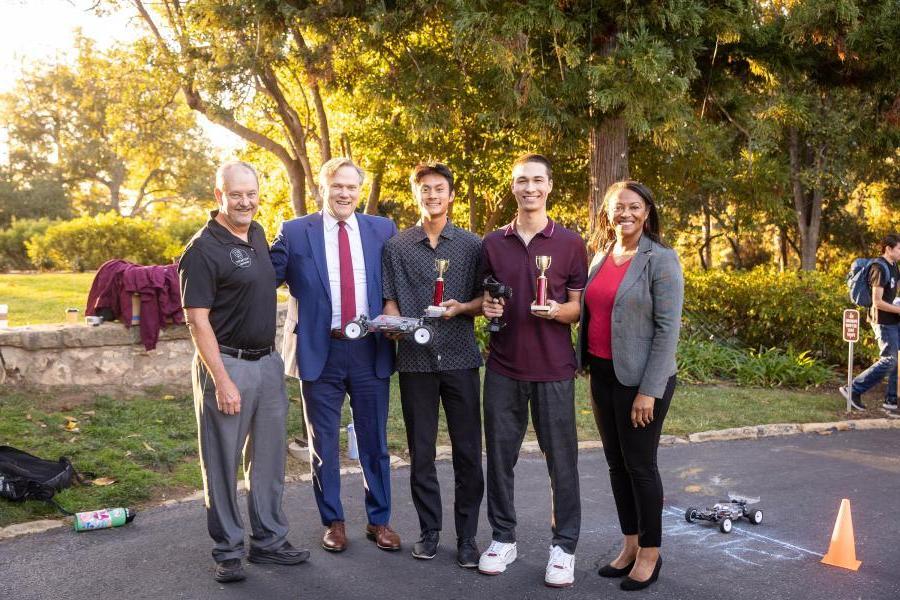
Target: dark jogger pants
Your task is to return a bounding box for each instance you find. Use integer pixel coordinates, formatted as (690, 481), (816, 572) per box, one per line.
(589, 355), (676, 548)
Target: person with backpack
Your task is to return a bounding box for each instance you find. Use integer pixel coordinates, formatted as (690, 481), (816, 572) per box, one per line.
(841, 233), (900, 412)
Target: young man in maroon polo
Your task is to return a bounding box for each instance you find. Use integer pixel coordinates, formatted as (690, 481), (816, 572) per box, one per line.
(478, 154), (588, 587)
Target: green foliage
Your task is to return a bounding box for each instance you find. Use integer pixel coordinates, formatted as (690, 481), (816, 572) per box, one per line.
(684, 267), (874, 365)
(0, 175), (70, 228)
(25, 212), (178, 271)
(0, 219), (57, 271)
(677, 335), (834, 388)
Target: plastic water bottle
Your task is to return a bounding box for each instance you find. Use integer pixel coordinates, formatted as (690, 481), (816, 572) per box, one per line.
(346, 422), (359, 460)
(74, 507), (136, 532)
(0, 304), (8, 328)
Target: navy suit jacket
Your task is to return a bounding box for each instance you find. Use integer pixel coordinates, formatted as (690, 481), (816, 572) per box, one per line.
(270, 211), (397, 381)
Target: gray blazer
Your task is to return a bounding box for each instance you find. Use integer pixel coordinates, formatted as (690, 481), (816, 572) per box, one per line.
(576, 234), (684, 399)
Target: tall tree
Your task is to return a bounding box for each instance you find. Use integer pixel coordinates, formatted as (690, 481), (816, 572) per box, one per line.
(1, 35), (214, 216)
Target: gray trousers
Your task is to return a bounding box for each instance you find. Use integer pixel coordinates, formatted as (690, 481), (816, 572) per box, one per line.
(192, 352), (290, 562)
(483, 368), (581, 553)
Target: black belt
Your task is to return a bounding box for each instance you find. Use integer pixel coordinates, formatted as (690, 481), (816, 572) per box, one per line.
(218, 344), (274, 361)
(330, 328), (348, 340)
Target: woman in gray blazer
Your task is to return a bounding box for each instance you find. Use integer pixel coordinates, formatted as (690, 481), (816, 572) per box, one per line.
(576, 181), (683, 591)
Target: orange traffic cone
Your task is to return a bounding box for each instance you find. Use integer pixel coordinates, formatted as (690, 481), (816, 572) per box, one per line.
(821, 498), (861, 570)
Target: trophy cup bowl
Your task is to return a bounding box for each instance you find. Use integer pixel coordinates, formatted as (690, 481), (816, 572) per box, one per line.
(531, 255), (552, 312)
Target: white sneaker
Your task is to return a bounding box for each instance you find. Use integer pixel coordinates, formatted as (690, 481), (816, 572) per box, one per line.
(478, 541), (517, 575)
(544, 545), (575, 588)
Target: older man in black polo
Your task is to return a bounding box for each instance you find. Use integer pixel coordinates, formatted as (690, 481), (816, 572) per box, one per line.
(382, 162), (485, 568)
(179, 160), (308, 583)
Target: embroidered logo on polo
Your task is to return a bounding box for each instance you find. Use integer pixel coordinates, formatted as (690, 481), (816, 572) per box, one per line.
(230, 248), (252, 268)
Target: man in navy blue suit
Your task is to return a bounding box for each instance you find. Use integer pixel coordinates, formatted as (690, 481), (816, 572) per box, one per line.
(270, 157), (400, 553)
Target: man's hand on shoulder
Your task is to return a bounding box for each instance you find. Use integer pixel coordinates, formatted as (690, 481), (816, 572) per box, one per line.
(215, 377), (242, 415)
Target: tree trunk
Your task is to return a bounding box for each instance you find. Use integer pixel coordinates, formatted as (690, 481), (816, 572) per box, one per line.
(788, 127), (822, 271)
(467, 176), (477, 233)
(701, 199), (712, 269)
(287, 160), (307, 216)
(365, 161), (384, 215)
(588, 116), (629, 231)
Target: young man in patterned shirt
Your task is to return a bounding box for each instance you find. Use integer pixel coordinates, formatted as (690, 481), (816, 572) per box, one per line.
(382, 163), (485, 568)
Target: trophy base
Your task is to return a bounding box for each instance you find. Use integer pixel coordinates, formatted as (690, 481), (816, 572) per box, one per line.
(531, 305), (551, 312)
(425, 305), (447, 318)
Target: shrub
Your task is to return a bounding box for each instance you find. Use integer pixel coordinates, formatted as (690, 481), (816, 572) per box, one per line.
(26, 212), (179, 271)
(0, 218), (57, 271)
(734, 347), (834, 388)
(676, 335), (834, 388)
(684, 267), (875, 365)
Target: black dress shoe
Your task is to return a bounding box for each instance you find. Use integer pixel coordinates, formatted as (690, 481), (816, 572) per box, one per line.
(412, 531), (440, 559)
(248, 541), (310, 565)
(456, 538), (480, 568)
(620, 556), (662, 591)
(598, 559), (635, 578)
(214, 558), (246, 583)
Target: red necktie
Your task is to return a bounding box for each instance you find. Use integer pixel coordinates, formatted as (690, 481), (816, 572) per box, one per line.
(338, 220), (356, 326)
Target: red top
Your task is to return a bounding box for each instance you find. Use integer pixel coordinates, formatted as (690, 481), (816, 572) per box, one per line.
(585, 256), (631, 359)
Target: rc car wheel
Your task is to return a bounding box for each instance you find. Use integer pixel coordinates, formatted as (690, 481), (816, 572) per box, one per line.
(412, 325), (433, 346)
(685, 507), (697, 523)
(719, 518), (733, 533)
(343, 321), (365, 340)
(749, 509), (763, 525)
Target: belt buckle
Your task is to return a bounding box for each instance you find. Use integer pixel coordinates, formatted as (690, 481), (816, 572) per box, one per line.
(236, 348), (244, 360)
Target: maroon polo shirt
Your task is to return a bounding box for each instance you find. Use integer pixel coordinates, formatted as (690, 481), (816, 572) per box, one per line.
(481, 218), (588, 381)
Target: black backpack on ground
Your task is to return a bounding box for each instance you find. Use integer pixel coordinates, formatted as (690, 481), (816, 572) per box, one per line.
(0, 446), (90, 515)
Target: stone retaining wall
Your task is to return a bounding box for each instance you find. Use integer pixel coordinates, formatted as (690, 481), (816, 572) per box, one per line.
(0, 305), (288, 388)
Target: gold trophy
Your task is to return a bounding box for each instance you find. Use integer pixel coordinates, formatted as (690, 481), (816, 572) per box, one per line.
(426, 259), (451, 317)
(532, 255), (552, 311)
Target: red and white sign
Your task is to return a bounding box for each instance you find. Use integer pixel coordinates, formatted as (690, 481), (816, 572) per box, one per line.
(843, 309), (860, 343)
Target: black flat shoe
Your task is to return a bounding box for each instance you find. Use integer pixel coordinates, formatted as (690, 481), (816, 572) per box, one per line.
(620, 556), (661, 591)
(598, 559), (635, 578)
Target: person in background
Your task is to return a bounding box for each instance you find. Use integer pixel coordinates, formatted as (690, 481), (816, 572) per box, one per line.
(841, 233), (900, 413)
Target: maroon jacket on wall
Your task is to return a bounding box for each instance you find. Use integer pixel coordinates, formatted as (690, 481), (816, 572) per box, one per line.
(85, 259), (184, 350)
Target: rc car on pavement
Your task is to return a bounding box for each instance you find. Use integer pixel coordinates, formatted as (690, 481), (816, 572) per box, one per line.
(343, 314), (435, 346)
(684, 494), (764, 533)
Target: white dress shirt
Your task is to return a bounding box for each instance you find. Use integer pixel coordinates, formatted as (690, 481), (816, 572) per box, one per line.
(323, 210), (368, 329)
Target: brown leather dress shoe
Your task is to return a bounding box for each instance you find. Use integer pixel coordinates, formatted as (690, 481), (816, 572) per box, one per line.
(323, 521), (347, 552)
(365, 524), (401, 551)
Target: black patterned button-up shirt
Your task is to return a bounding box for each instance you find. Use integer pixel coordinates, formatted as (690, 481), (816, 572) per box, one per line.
(382, 220), (484, 373)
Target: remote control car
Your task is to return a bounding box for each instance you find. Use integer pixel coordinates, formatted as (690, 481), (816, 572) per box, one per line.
(684, 494), (764, 533)
(343, 314), (435, 346)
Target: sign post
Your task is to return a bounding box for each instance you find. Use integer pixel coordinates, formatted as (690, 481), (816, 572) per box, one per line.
(842, 309), (860, 413)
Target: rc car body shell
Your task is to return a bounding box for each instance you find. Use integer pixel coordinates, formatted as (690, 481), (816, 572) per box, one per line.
(684, 495), (764, 533)
(343, 314), (435, 346)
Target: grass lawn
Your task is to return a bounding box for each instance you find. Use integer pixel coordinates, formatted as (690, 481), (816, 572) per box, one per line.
(0, 376), (852, 528)
(0, 272), (291, 326)
(0, 272), (96, 326)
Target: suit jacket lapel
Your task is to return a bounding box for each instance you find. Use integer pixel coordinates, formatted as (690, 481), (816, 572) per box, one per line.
(306, 213), (331, 302)
(357, 214), (379, 313)
(614, 235), (653, 304)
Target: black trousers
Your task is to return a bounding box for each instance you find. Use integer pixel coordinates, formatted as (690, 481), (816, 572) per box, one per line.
(399, 368), (484, 539)
(589, 355), (676, 548)
(483, 368), (581, 553)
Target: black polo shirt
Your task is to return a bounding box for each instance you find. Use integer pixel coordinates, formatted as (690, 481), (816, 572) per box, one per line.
(382, 220), (484, 372)
(178, 211), (276, 349)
